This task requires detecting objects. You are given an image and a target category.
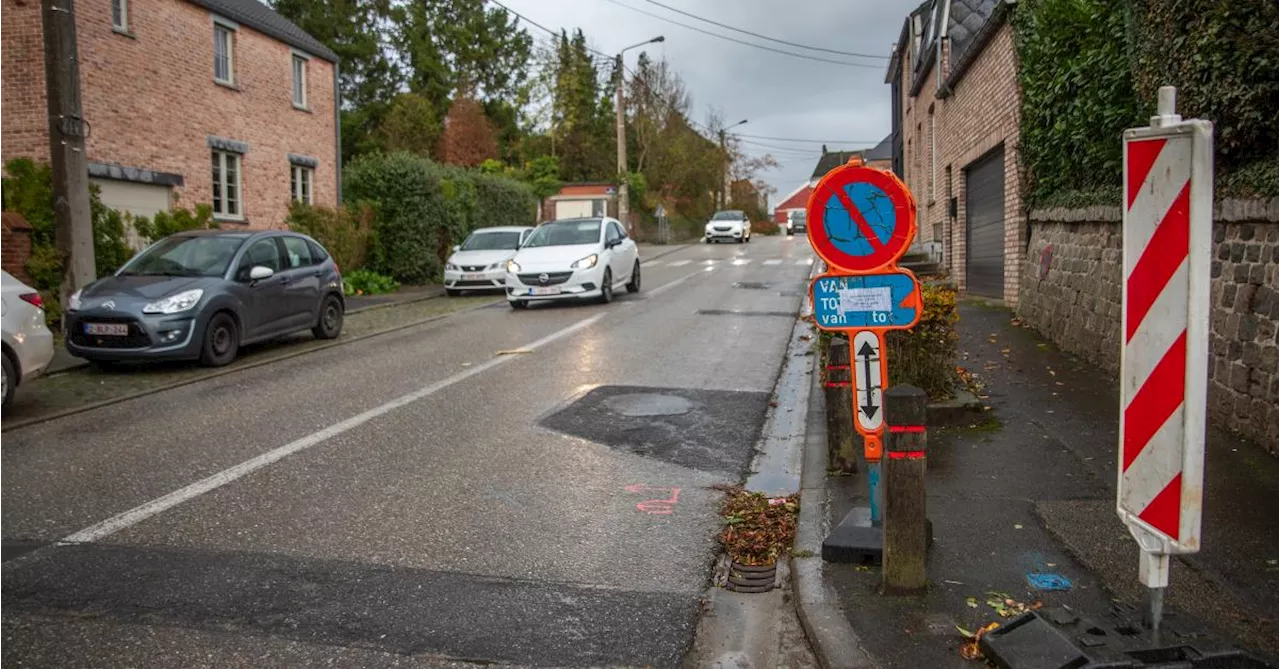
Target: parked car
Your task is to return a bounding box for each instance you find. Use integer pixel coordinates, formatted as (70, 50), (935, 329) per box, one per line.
(504, 217), (639, 309)
(705, 210), (752, 243)
(2, 271), (55, 409)
(64, 230), (344, 367)
(443, 226), (534, 296)
(786, 210), (808, 236)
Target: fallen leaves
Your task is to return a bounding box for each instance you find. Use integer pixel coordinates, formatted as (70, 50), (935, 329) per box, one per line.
(981, 591), (1042, 618)
(717, 489), (799, 567)
(958, 622), (1001, 660)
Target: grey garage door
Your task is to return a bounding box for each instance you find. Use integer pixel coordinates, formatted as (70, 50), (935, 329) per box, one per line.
(964, 147), (1005, 298)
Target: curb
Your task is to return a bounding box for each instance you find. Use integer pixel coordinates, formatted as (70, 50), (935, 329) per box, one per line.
(791, 353), (880, 669)
(0, 298), (502, 433)
(345, 287), (446, 315)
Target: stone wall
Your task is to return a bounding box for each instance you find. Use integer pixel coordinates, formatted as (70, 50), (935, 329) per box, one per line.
(1017, 199), (1279, 450)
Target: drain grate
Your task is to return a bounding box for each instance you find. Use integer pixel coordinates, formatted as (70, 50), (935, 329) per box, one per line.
(697, 309), (795, 318)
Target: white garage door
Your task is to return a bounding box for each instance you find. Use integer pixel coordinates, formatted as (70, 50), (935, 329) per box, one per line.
(555, 199), (594, 220)
(90, 178), (172, 248)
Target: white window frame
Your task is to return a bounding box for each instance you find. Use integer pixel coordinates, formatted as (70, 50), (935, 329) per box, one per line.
(213, 17), (237, 86)
(112, 0), (129, 32)
(291, 51), (310, 109)
(290, 164), (314, 205)
(212, 149), (244, 220)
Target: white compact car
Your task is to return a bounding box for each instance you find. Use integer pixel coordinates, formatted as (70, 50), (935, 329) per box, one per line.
(2, 270), (55, 409)
(705, 210), (751, 243)
(443, 226), (534, 295)
(504, 217), (640, 309)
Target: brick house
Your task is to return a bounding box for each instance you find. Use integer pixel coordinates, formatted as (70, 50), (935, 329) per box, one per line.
(2, 0), (340, 232)
(886, 0), (1023, 303)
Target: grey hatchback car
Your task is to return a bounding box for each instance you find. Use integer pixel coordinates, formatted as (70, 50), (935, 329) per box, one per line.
(65, 230), (344, 366)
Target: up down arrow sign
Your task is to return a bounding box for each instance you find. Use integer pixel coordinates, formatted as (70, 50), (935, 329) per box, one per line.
(851, 331), (884, 432)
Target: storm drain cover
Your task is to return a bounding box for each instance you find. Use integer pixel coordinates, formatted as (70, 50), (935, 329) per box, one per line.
(603, 393), (694, 417)
(697, 309), (795, 318)
(541, 385), (769, 475)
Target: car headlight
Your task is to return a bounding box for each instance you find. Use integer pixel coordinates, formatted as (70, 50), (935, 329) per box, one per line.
(142, 289), (204, 315)
(506, 259), (522, 273)
(445, 262), (459, 271)
(67, 289), (84, 312)
(571, 254), (598, 270)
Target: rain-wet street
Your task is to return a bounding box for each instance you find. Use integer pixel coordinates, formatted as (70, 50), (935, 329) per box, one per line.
(3, 235), (815, 668)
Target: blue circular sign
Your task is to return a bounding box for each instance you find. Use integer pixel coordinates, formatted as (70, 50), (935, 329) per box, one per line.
(821, 182), (897, 258)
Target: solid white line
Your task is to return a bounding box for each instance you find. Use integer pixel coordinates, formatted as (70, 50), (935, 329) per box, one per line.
(60, 314), (605, 544)
(763, 259), (783, 265)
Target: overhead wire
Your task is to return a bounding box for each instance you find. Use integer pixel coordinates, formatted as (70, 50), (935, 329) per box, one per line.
(637, 0), (888, 60)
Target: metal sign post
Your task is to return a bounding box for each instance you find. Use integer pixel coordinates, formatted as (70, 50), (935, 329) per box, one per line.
(1118, 86), (1212, 641)
(808, 157), (921, 537)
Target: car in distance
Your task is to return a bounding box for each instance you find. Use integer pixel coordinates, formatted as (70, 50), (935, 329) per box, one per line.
(64, 230), (344, 367)
(2, 271), (55, 409)
(786, 210), (808, 236)
(705, 210), (752, 244)
(504, 217), (639, 309)
(443, 226), (534, 296)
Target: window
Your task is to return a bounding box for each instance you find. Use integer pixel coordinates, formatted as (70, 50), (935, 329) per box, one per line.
(214, 23), (234, 84)
(211, 149), (242, 219)
(238, 238), (282, 280)
(290, 164), (313, 204)
(291, 54), (308, 108)
(611, 221), (627, 240)
(928, 107), (936, 202)
(281, 236), (314, 268)
(112, 0), (128, 31)
(307, 240), (329, 263)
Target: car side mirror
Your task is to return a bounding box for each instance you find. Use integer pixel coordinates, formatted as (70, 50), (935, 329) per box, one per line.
(606, 238), (621, 249)
(249, 265), (274, 281)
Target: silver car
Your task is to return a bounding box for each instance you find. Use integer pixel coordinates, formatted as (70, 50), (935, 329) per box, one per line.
(2, 271), (55, 408)
(65, 230), (344, 367)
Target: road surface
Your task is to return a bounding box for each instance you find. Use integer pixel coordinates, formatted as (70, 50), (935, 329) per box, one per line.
(2, 234), (815, 668)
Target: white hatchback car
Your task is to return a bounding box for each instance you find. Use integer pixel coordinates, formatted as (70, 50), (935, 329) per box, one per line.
(504, 217), (640, 309)
(2, 270), (55, 409)
(705, 210), (752, 243)
(444, 226), (534, 295)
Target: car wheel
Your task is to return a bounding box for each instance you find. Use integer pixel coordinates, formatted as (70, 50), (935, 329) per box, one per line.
(199, 312), (239, 367)
(445, 288), (460, 297)
(510, 300), (527, 310)
(312, 294), (344, 340)
(2, 353), (14, 410)
(598, 269), (614, 304)
(626, 260), (641, 293)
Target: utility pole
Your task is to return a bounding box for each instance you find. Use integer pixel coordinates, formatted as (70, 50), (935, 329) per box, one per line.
(42, 0), (95, 306)
(719, 119), (748, 209)
(615, 36), (664, 235)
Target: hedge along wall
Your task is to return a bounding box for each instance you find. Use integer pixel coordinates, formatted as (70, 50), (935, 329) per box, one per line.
(343, 152), (537, 284)
(1014, 0), (1278, 208)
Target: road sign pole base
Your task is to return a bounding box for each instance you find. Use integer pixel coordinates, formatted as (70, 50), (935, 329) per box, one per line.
(821, 507), (881, 563)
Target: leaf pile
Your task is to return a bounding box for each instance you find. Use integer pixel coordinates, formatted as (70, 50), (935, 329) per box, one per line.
(957, 622), (1000, 661)
(718, 489), (800, 567)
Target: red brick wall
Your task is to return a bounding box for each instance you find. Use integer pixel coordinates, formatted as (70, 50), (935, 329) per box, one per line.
(1, 0), (337, 229)
(896, 21), (1025, 305)
(1, 213), (35, 283)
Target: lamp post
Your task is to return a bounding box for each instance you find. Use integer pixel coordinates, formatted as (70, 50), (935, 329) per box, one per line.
(616, 35), (664, 234)
(719, 119), (748, 208)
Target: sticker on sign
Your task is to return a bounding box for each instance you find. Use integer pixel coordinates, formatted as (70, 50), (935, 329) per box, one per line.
(839, 287), (892, 313)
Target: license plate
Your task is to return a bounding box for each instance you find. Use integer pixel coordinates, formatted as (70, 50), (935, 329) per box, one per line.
(530, 286), (561, 296)
(85, 322), (129, 336)
(462, 273), (485, 281)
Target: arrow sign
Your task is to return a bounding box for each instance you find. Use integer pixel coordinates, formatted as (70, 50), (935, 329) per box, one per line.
(852, 330), (884, 434)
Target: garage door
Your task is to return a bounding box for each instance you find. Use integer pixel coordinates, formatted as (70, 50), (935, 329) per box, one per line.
(555, 199), (593, 220)
(90, 178), (171, 249)
(964, 147), (1005, 298)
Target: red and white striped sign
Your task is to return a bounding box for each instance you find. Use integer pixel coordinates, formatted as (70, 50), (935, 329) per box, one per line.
(1118, 120), (1212, 555)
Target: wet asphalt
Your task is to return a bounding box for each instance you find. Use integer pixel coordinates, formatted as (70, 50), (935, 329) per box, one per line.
(1, 235), (816, 667)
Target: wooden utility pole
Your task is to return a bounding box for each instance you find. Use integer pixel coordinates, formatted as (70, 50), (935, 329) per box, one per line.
(42, 0), (96, 305)
(882, 384), (929, 595)
(615, 54), (630, 231)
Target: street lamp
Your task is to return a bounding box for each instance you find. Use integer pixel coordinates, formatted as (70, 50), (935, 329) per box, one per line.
(719, 119), (748, 208)
(616, 35), (664, 233)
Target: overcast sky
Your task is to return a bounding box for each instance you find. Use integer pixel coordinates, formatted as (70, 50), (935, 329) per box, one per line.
(497, 0), (917, 207)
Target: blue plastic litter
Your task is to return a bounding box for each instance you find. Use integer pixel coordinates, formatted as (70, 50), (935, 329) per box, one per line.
(1026, 572), (1072, 591)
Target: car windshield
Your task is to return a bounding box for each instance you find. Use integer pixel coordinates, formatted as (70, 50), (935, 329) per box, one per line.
(522, 220), (601, 248)
(119, 235), (244, 278)
(461, 230), (523, 251)
(712, 211), (744, 220)
(792, 212), (806, 221)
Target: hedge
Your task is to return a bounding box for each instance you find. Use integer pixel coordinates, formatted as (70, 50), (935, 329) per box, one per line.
(343, 152), (537, 284)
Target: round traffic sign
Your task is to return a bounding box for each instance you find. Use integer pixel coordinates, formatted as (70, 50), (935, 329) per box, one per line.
(806, 166), (917, 273)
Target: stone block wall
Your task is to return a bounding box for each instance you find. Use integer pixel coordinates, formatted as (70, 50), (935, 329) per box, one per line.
(1017, 199), (1279, 450)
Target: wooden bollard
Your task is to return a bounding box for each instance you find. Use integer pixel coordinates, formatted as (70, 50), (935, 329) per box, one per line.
(824, 336), (857, 473)
(882, 384), (928, 595)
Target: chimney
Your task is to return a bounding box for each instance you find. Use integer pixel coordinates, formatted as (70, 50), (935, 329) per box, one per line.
(822, 144), (828, 154)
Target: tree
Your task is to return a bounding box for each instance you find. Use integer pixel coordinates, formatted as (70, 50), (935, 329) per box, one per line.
(269, 0), (400, 111)
(377, 92), (443, 157)
(438, 94), (500, 167)
(551, 30), (614, 181)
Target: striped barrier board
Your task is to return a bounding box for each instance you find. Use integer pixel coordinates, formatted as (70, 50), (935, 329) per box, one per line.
(1117, 89), (1212, 591)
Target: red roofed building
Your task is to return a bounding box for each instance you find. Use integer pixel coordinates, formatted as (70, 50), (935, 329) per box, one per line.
(772, 183), (812, 225)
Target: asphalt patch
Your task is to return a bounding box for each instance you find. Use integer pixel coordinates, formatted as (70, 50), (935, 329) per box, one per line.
(540, 385), (769, 475)
(696, 309), (796, 318)
(3, 543), (698, 668)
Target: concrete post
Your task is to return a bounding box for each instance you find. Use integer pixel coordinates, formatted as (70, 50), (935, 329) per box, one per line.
(882, 384), (928, 595)
(824, 336), (857, 473)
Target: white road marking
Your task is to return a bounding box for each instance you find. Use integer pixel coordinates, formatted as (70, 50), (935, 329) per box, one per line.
(763, 259), (783, 265)
(668, 260), (692, 267)
(732, 259), (753, 266)
(60, 272), (705, 545)
(797, 258), (814, 265)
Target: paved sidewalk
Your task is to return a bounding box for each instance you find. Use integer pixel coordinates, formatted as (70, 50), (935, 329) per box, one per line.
(801, 302), (1276, 667)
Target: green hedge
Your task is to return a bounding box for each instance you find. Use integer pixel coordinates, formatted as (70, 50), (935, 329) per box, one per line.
(1015, 0), (1278, 207)
(343, 152), (536, 284)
